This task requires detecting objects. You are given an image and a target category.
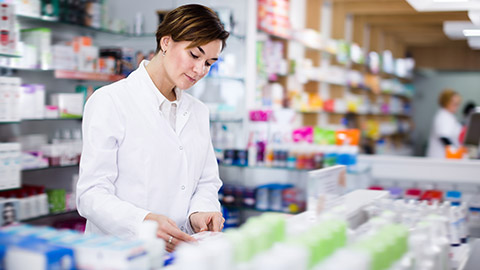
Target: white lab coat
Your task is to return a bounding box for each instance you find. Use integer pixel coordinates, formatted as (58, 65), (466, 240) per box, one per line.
(426, 108), (462, 158)
(76, 60), (222, 239)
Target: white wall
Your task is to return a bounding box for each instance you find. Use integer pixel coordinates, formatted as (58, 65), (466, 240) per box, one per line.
(105, 0), (247, 36)
(412, 70), (480, 155)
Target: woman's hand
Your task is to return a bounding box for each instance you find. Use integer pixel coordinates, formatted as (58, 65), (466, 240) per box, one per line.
(189, 211), (225, 233)
(144, 213), (195, 253)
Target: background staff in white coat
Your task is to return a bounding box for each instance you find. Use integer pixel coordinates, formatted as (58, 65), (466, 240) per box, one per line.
(76, 4), (229, 252)
(426, 88), (462, 158)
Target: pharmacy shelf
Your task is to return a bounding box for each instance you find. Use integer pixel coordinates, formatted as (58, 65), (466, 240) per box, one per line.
(258, 30), (335, 55)
(54, 70), (125, 81)
(204, 75), (245, 82)
(358, 155), (480, 184)
(0, 65), (54, 71)
(17, 14), (152, 38)
(23, 117), (82, 121)
(22, 164), (78, 172)
(0, 53), (21, 58)
(210, 118), (243, 123)
(1, 118), (82, 125)
(222, 205), (295, 214)
(21, 209), (79, 223)
(220, 164), (311, 172)
(297, 110), (411, 117)
(349, 85), (412, 100)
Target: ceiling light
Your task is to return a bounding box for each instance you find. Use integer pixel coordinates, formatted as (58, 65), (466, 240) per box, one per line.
(463, 29), (480, 36)
(433, 0), (469, 2)
(468, 10), (480, 26)
(407, 0), (480, 11)
(443, 21), (477, 39)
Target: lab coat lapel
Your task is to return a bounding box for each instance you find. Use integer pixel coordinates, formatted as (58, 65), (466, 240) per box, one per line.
(176, 97), (191, 136)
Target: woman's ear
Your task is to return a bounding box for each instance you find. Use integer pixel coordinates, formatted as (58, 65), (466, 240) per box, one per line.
(160, 36), (171, 52)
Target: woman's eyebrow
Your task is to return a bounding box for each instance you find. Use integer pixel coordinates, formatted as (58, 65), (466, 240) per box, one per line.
(198, 46), (218, 61)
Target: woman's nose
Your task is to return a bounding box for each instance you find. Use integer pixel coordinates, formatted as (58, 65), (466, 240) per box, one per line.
(193, 61), (206, 75)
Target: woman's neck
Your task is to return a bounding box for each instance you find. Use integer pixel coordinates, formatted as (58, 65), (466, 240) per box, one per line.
(145, 55), (177, 101)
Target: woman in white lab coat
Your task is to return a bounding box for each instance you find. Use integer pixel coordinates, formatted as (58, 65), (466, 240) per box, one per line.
(426, 89), (462, 158)
(76, 4), (229, 252)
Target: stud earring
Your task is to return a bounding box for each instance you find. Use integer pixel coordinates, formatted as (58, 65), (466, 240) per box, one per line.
(162, 49), (166, 56)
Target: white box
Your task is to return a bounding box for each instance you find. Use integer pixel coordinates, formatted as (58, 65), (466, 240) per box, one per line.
(50, 93), (84, 118)
(78, 46), (99, 73)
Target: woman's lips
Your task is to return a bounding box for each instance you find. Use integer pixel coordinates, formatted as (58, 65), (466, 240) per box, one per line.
(185, 74), (196, 82)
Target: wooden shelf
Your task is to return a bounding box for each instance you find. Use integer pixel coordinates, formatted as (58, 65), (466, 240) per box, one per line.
(54, 70), (125, 82)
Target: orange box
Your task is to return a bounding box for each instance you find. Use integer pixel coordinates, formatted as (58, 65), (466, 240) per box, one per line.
(445, 145), (465, 159)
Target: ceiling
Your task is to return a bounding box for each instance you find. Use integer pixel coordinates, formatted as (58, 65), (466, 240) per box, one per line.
(330, 0), (480, 69)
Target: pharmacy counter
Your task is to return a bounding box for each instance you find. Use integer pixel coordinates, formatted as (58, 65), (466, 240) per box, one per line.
(358, 155), (480, 184)
(463, 239), (480, 270)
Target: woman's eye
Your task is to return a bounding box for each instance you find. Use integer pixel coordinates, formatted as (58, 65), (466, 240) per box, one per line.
(205, 62), (212, 67)
(190, 52), (199, 59)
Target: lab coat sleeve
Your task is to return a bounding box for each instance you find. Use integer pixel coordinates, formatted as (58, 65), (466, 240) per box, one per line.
(435, 111), (454, 138)
(186, 119), (222, 233)
(76, 90), (149, 239)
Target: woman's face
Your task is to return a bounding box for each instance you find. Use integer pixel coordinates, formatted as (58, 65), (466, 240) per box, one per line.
(447, 95), (462, 114)
(164, 39), (222, 90)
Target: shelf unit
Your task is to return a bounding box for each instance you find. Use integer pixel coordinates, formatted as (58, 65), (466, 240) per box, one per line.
(220, 163), (311, 172)
(54, 70), (125, 82)
(22, 164), (78, 172)
(17, 14), (153, 38)
(20, 209), (78, 223)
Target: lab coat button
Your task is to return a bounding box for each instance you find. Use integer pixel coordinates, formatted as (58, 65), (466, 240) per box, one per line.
(181, 185), (185, 190)
(183, 112), (188, 116)
(181, 226), (185, 231)
(179, 146), (183, 150)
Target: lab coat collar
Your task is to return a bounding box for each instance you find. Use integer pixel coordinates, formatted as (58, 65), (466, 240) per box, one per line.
(134, 60), (192, 135)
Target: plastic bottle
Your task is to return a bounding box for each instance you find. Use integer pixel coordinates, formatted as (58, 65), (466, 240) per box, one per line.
(137, 220), (165, 269)
(247, 143), (257, 167)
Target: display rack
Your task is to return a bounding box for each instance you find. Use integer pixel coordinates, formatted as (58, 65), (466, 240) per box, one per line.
(20, 209), (78, 223)
(22, 164), (78, 172)
(54, 70), (125, 81)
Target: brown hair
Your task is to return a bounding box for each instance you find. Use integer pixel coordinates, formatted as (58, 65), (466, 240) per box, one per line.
(155, 4), (229, 54)
(438, 88), (459, 108)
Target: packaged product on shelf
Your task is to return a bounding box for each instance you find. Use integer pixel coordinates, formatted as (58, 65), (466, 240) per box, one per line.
(0, 198), (20, 226)
(19, 84), (45, 120)
(14, 0), (41, 17)
(99, 47), (135, 76)
(0, 3), (17, 55)
(0, 76), (21, 122)
(52, 44), (75, 70)
(0, 143), (21, 190)
(44, 105), (59, 118)
(46, 188), (66, 213)
(6, 234), (76, 270)
(84, 1), (101, 29)
(41, 0), (59, 19)
(50, 93), (84, 118)
(78, 45), (99, 73)
(21, 28), (52, 69)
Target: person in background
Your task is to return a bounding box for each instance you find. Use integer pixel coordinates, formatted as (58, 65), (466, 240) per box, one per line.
(76, 4), (229, 252)
(426, 89), (462, 158)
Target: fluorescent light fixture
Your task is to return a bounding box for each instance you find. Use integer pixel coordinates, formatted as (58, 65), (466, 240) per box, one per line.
(433, 0), (469, 2)
(407, 0), (480, 11)
(468, 10), (480, 26)
(467, 37), (480, 49)
(463, 29), (480, 36)
(443, 21), (477, 39)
